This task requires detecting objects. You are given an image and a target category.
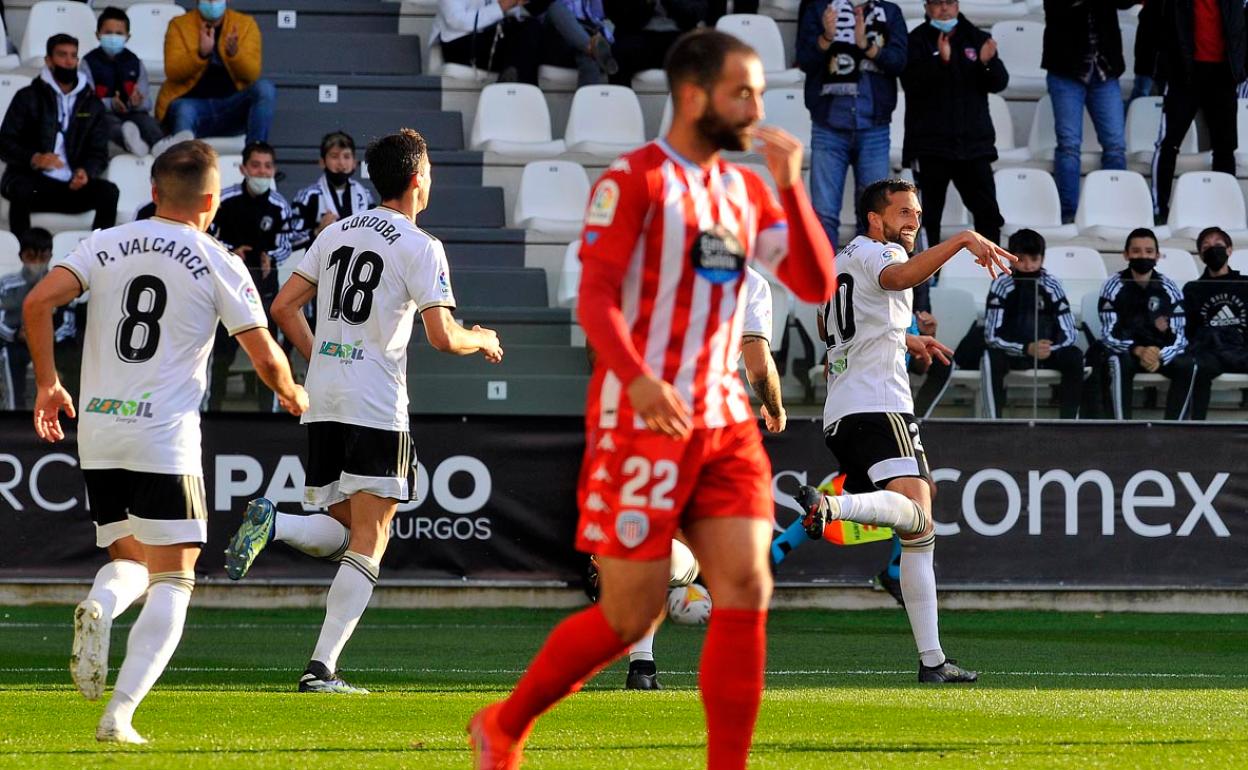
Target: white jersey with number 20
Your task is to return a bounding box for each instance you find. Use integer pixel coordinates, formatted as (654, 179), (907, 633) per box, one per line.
(295, 206), (456, 433)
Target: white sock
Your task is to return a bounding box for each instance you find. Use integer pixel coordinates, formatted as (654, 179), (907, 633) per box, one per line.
(900, 549), (945, 667)
(275, 513), (350, 560)
(85, 560), (149, 620)
(103, 574), (193, 728)
(310, 551), (378, 672)
(629, 629), (656, 662)
(835, 491), (924, 534)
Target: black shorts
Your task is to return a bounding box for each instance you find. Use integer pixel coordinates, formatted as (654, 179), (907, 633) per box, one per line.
(824, 412), (932, 494)
(83, 469), (208, 547)
(305, 421), (416, 507)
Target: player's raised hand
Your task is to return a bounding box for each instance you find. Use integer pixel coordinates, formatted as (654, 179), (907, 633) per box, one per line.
(278, 384), (309, 417)
(628, 374), (692, 440)
(473, 325), (503, 363)
(905, 334), (953, 367)
(753, 125), (803, 191)
(33, 382), (75, 443)
(962, 231), (1016, 279)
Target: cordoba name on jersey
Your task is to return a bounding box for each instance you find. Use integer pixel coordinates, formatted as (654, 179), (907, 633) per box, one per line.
(92, 234), (217, 279)
(339, 213), (406, 245)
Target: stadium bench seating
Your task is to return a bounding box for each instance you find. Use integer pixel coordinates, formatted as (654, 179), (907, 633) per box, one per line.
(1166, 171), (1248, 242)
(1075, 169), (1172, 248)
(126, 3), (184, 80)
(564, 86), (646, 157)
(20, 1), (98, 67)
(995, 167), (1079, 242)
(715, 14), (803, 87)
(513, 161), (590, 237)
(992, 21), (1046, 99)
(471, 83), (567, 157)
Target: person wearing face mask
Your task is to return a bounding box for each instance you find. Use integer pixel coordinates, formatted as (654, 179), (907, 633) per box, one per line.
(901, 0), (1007, 251)
(290, 131), (376, 251)
(1183, 227), (1248, 419)
(1094, 227), (1197, 419)
(156, 0), (273, 146)
(0, 228), (77, 409)
(0, 34), (119, 238)
(208, 140), (292, 411)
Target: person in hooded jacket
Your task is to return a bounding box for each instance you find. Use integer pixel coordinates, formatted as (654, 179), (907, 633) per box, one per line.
(1184, 226), (1248, 419)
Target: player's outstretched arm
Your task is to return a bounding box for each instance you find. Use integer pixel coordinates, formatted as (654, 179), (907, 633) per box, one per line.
(270, 274), (318, 362)
(881, 231), (1016, 291)
(421, 306), (503, 362)
(21, 267), (80, 442)
(742, 337), (786, 433)
(235, 328), (309, 416)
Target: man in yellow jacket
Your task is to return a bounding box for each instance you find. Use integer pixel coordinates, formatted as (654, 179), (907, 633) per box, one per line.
(156, 0), (274, 145)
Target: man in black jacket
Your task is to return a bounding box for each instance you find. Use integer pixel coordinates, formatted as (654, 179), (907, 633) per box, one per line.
(902, 0), (1008, 248)
(605, 0), (707, 86)
(0, 34), (118, 237)
(1184, 227), (1248, 419)
(1151, 0), (1247, 220)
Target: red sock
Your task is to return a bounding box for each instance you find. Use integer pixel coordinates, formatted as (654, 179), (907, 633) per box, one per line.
(497, 603), (628, 739)
(700, 608), (767, 770)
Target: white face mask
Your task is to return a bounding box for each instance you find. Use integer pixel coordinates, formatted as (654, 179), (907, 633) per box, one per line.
(245, 175), (273, 196)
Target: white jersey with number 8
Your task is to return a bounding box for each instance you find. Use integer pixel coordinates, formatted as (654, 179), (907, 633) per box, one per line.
(294, 206), (456, 432)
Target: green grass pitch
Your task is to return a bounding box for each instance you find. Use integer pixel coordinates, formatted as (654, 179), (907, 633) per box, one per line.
(1, 605), (1245, 769)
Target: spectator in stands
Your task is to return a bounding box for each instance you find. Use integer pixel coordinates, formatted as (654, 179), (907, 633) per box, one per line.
(157, 0), (274, 145)
(902, 0), (1007, 248)
(605, 0), (706, 85)
(1041, 0), (1131, 222)
(291, 131), (375, 251)
(542, 1), (620, 86)
(1094, 227), (1196, 419)
(208, 141), (292, 411)
(81, 7), (185, 158)
(797, 0), (908, 248)
(982, 229), (1083, 418)
(433, 0), (543, 85)
(0, 34), (118, 237)
(1150, 0), (1245, 220)
(0, 228), (75, 409)
(1185, 227), (1248, 419)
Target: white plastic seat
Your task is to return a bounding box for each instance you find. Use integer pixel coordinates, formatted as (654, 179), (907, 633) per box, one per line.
(992, 21), (1046, 99)
(0, 230), (21, 275)
(31, 212), (93, 233)
(126, 3), (184, 79)
(538, 65), (579, 91)
(1125, 96), (1201, 173)
(1158, 248), (1200, 285)
(52, 229), (91, 259)
(20, 1), (98, 67)
(0, 74), (26, 120)
(1234, 99), (1248, 176)
(1027, 96), (1101, 173)
(762, 88), (810, 150)
(470, 83), (567, 157)
(513, 160), (590, 236)
(1043, 245), (1106, 315)
(889, 90), (905, 170)
(630, 69), (667, 92)
(1075, 169), (1172, 246)
(202, 136), (246, 153)
(938, 183), (971, 241)
(936, 248), (994, 311)
(1166, 171), (1248, 241)
(658, 96), (673, 138)
(925, 286), (985, 417)
(1230, 250), (1248, 273)
(217, 154), (245, 190)
(556, 240), (580, 309)
(107, 154), (154, 224)
(0, 13), (21, 70)
(994, 167), (1079, 241)
(989, 93), (1031, 164)
(564, 85), (645, 156)
(961, 0), (1029, 24)
(715, 15), (803, 86)
(427, 39), (497, 86)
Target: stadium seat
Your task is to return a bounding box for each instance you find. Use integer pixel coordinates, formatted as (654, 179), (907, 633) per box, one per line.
(1166, 171), (1248, 241)
(938, 183), (972, 241)
(714, 15), (803, 86)
(20, 1), (98, 67)
(107, 154), (154, 224)
(1075, 169), (1172, 247)
(0, 14), (21, 70)
(31, 212), (93, 234)
(1027, 96), (1101, 173)
(0, 74), (25, 120)
(1235, 99), (1248, 176)
(994, 167), (1079, 241)
(631, 69), (667, 92)
(1119, 23), (1137, 95)
(470, 83), (567, 157)
(989, 93), (1031, 164)
(658, 96), (673, 138)
(889, 90), (905, 170)
(538, 65), (579, 91)
(513, 160), (590, 237)
(218, 154), (245, 190)
(1042, 245), (1106, 316)
(991, 21), (1046, 99)
(126, 3), (185, 79)
(0, 230), (20, 275)
(1230, 250), (1248, 274)
(556, 240), (580, 309)
(906, 17), (925, 32)
(564, 85), (646, 156)
(960, 0), (1029, 24)
(1125, 96), (1201, 173)
(762, 88), (810, 151)
(935, 247), (994, 312)
(51, 229), (90, 259)
(203, 136), (247, 154)
(925, 285), (985, 417)
(426, 39), (497, 86)
(1158, 247), (1199, 285)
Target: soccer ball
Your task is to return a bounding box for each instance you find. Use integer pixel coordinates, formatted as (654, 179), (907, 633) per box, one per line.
(667, 582), (712, 625)
(669, 540), (699, 588)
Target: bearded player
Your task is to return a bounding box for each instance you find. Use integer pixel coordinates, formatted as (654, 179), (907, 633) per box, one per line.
(468, 29), (837, 770)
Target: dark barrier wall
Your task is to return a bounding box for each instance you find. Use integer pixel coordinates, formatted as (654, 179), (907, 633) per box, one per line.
(1, 414), (1244, 588)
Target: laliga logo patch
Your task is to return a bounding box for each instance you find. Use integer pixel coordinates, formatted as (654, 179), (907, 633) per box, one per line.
(615, 511), (650, 549)
(586, 179), (620, 227)
(691, 225), (745, 285)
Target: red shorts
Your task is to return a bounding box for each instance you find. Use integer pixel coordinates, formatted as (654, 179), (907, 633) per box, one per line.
(575, 420), (774, 561)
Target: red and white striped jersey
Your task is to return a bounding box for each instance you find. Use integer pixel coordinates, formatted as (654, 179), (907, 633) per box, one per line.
(579, 140), (790, 431)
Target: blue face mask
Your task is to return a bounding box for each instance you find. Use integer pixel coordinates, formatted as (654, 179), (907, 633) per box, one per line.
(99, 33), (126, 56)
(930, 17), (958, 34)
(199, 0), (226, 21)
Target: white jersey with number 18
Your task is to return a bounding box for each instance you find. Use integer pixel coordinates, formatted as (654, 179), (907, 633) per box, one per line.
(294, 206), (456, 433)
(54, 217), (268, 475)
(817, 235), (914, 428)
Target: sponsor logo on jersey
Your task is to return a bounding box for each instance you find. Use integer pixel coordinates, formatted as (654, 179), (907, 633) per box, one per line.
(585, 492), (608, 512)
(318, 339), (366, 362)
(590, 465), (612, 482)
(581, 522), (608, 542)
(84, 392), (155, 421)
(597, 432), (617, 452)
(586, 179), (620, 227)
(615, 510), (650, 548)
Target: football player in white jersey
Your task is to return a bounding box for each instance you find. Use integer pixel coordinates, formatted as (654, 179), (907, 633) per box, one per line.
(22, 140), (308, 743)
(222, 129), (504, 694)
(796, 177), (1013, 683)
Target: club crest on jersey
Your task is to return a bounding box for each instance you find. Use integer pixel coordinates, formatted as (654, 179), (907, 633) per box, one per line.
(84, 391), (155, 421)
(260, 215), (274, 232)
(615, 511), (650, 549)
(691, 225), (745, 285)
(831, 357), (848, 374)
(586, 179), (620, 227)
(318, 339), (366, 362)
